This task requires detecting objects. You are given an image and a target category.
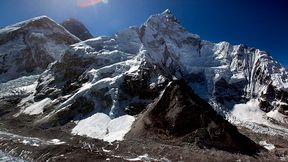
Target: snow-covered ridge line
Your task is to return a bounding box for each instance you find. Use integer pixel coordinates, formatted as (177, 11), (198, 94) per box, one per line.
(0, 16), (80, 42)
(0, 14), (80, 83)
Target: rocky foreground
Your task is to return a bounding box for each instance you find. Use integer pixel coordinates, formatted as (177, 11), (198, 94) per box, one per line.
(1, 87), (288, 162)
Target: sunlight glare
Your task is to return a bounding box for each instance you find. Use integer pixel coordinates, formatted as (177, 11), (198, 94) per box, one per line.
(77, 0), (109, 8)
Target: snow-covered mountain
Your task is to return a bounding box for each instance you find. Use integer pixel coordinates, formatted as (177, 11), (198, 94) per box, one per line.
(22, 9), (288, 132)
(1, 10), (288, 157)
(0, 10), (288, 161)
(0, 16), (80, 98)
(0, 16), (80, 83)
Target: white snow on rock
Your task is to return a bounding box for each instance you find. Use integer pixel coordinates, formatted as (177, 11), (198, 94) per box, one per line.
(126, 154), (155, 162)
(231, 99), (266, 124)
(16, 81), (38, 94)
(259, 141), (275, 151)
(230, 99), (288, 136)
(48, 139), (66, 145)
(0, 75), (39, 98)
(72, 113), (135, 142)
(0, 130), (65, 148)
(267, 109), (288, 124)
(22, 98), (52, 115)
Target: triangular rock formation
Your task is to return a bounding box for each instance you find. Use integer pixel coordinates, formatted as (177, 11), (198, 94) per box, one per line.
(61, 18), (93, 41)
(127, 80), (261, 155)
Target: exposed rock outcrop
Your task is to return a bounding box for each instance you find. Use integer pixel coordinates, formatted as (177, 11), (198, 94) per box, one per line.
(61, 18), (93, 41)
(127, 80), (261, 155)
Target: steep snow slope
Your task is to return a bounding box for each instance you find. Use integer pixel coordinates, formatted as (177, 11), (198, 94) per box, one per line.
(16, 10), (288, 138)
(0, 16), (80, 83)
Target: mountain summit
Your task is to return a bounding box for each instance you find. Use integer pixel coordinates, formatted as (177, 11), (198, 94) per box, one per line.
(0, 16), (80, 83)
(61, 18), (93, 41)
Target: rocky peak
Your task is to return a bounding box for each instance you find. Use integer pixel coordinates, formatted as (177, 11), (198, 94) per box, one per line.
(143, 9), (185, 32)
(161, 9), (178, 21)
(126, 79), (261, 155)
(61, 18), (93, 41)
(0, 16), (80, 82)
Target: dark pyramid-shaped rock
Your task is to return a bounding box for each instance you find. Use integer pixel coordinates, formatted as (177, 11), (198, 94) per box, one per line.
(127, 79), (261, 155)
(61, 18), (93, 41)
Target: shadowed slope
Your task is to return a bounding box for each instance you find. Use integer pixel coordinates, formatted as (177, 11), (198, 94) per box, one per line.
(127, 79), (262, 155)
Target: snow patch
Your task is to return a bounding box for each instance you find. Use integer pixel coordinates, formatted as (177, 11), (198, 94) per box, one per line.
(267, 109), (288, 124)
(22, 139), (40, 147)
(231, 99), (267, 124)
(16, 81), (38, 94)
(230, 99), (288, 136)
(126, 154), (170, 162)
(48, 139), (66, 145)
(72, 113), (135, 142)
(22, 98), (52, 115)
(126, 154), (151, 161)
(259, 141), (275, 151)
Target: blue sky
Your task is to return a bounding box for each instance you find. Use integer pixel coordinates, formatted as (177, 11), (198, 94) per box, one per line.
(0, 0), (287, 66)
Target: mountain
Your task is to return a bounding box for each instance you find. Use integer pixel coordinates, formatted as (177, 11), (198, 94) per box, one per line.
(126, 79), (261, 155)
(0, 16), (80, 83)
(1, 10), (288, 161)
(61, 18), (93, 41)
(29, 10), (288, 131)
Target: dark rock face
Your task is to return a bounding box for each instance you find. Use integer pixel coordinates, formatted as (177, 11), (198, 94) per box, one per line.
(121, 67), (168, 115)
(214, 78), (248, 108)
(127, 80), (261, 155)
(61, 18), (93, 41)
(122, 68), (165, 100)
(35, 49), (96, 100)
(37, 96), (95, 128)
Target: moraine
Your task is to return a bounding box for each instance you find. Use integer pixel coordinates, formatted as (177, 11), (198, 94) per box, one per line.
(0, 150), (26, 162)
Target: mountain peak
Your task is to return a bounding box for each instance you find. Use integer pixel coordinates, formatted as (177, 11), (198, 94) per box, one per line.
(61, 18), (93, 41)
(11, 15), (55, 28)
(161, 9), (178, 22)
(162, 9), (172, 15)
(0, 15), (80, 82)
(0, 16), (79, 41)
(144, 9), (178, 26)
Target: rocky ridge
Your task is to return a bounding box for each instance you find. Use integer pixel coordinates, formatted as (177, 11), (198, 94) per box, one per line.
(61, 18), (93, 41)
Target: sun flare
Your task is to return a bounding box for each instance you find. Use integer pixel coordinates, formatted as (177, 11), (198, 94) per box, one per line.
(77, 0), (109, 8)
